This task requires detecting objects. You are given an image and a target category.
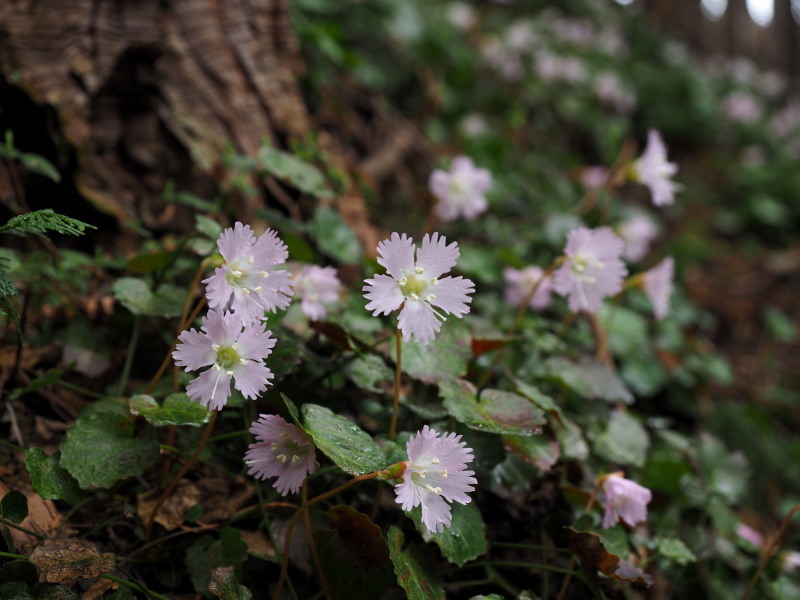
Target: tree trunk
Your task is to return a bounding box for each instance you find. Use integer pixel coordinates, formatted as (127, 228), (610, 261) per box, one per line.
(0, 0), (312, 227)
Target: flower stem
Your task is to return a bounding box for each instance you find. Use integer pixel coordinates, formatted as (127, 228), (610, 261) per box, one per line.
(143, 296), (206, 395)
(389, 327), (402, 439)
(477, 256), (564, 391)
(0, 516), (49, 539)
(740, 502), (800, 600)
(101, 573), (172, 600)
(272, 472), (381, 600)
(144, 409), (218, 543)
(116, 314), (141, 396)
(302, 481), (332, 600)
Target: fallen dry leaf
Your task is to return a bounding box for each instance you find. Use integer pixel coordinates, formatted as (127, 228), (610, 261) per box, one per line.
(29, 538), (115, 583)
(566, 528), (653, 588)
(81, 576), (117, 600)
(137, 480), (202, 531)
(0, 479), (62, 553)
(238, 529), (275, 559)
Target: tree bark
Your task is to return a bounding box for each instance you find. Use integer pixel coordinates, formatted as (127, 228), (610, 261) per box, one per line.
(0, 0), (311, 227)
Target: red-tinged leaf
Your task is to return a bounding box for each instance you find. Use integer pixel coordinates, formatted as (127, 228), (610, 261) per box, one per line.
(471, 338), (506, 357)
(565, 528), (653, 588)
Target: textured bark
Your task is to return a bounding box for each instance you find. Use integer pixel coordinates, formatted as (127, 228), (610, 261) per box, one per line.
(0, 0), (311, 226)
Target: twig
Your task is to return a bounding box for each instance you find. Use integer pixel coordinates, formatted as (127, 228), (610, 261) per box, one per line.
(389, 327), (402, 439)
(273, 472), (381, 600)
(740, 502), (800, 600)
(144, 410), (218, 543)
(302, 481), (332, 600)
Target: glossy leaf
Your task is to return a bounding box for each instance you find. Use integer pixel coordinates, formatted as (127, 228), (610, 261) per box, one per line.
(546, 356), (633, 404)
(0, 491), (27, 524)
(386, 527), (445, 600)
(300, 403), (385, 475)
(392, 321), (470, 384)
(409, 502), (487, 566)
(439, 379), (546, 436)
(129, 393), (212, 427)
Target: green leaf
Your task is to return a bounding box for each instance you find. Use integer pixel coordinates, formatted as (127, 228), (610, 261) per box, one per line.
(546, 356), (633, 404)
(552, 416), (589, 461)
(311, 206), (362, 263)
(60, 411), (159, 489)
(24, 449), (84, 505)
(208, 567), (252, 600)
(111, 278), (184, 317)
(18, 153), (60, 183)
(386, 527), (445, 600)
(300, 404), (385, 475)
(0, 582), (32, 600)
(343, 354), (393, 393)
(256, 146), (333, 198)
(0, 270), (17, 298)
(0, 210), (93, 238)
(126, 250), (179, 273)
(655, 536), (696, 566)
(0, 561), (38, 587)
(592, 410), (650, 468)
(34, 584), (79, 600)
(503, 434), (560, 472)
(129, 393), (212, 427)
(0, 491), (28, 524)
(392, 321), (471, 384)
(408, 502), (487, 566)
(439, 379), (546, 436)
(195, 215), (223, 241)
(315, 506), (394, 600)
(9, 369), (66, 400)
(186, 528), (248, 596)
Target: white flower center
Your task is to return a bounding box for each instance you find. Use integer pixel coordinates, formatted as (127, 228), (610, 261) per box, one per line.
(447, 175), (470, 203)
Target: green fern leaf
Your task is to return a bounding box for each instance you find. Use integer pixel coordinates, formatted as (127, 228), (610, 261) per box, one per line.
(0, 209), (95, 238)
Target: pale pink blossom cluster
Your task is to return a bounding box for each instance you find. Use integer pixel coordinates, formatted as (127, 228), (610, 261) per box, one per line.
(631, 130), (680, 207)
(429, 156), (493, 222)
(363, 233), (474, 343)
(503, 266), (553, 310)
(553, 226), (628, 313)
(394, 426), (478, 533)
(723, 91), (762, 124)
(292, 265), (342, 321)
(174, 223), (293, 410)
(534, 53), (587, 85)
(245, 414), (318, 496)
(619, 214), (658, 262)
(602, 474), (652, 529)
(593, 72), (636, 114)
(643, 257), (675, 321)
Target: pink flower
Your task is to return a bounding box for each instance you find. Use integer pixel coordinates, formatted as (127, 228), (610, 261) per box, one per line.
(632, 130), (679, 207)
(643, 257), (674, 320)
(781, 550), (800, 572)
(503, 266), (553, 310)
(292, 265), (341, 321)
(723, 91), (762, 124)
(593, 72), (636, 114)
(580, 166), (609, 190)
(552, 226), (627, 313)
(203, 222), (294, 324)
(394, 425), (477, 533)
(602, 474), (652, 529)
(619, 214), (658, 262)
(429, 156), (492, 222)
(736, 523), (764, 548)
(244, 414), (318, 495)
(363, 233), (474, 344)
(173, 310), (276, 411)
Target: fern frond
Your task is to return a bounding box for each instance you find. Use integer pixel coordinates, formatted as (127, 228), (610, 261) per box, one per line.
(0, 269), (17, 298)
(0, 209), (95, 238)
